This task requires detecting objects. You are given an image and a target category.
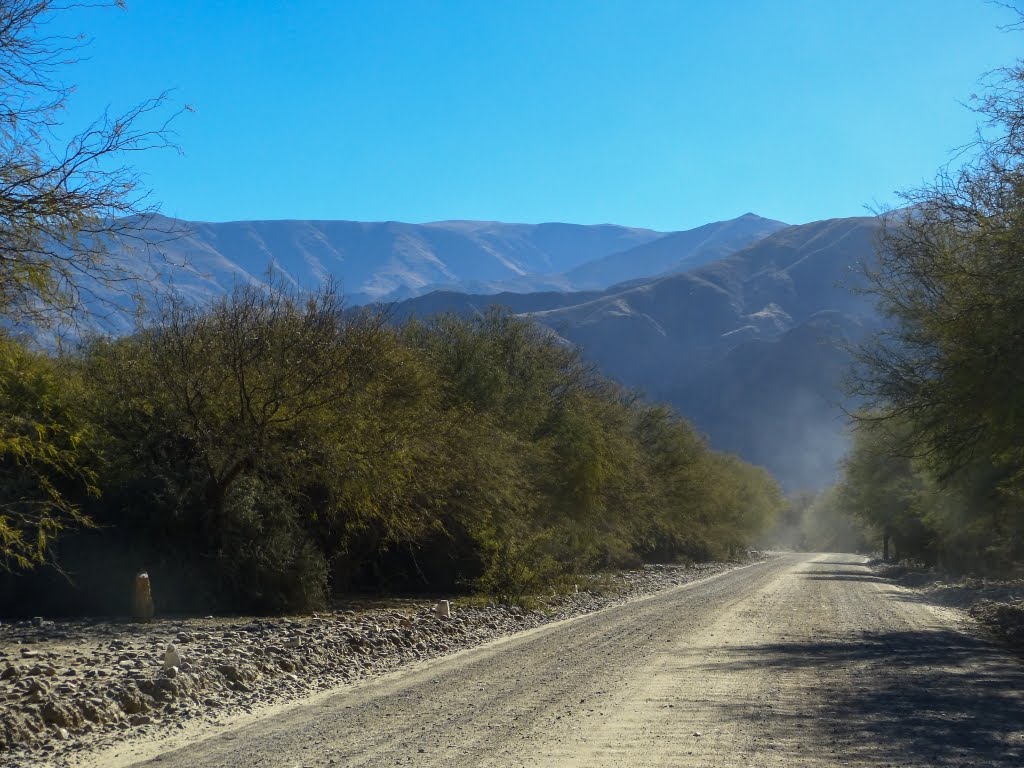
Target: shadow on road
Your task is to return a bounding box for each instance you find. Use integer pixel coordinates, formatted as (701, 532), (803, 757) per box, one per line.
(800, 573), (888, 583)
(700, 629), (1024, 766)
(810, 560), (873, 567)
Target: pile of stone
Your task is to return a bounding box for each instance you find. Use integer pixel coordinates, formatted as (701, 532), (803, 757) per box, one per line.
(0, 557), (758, 764)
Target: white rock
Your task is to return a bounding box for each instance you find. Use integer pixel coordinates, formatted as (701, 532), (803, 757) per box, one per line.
(163, 642), (182, 670)
(434, 600), (451, 619)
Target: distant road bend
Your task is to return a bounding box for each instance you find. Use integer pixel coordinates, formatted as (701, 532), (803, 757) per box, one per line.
(99, 554), (1024, 768)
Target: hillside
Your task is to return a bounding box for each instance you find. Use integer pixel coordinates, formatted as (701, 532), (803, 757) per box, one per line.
(77, 212), (784, 337)
(114, 215), (667, 310)
(394, 216), (882, 489)
(560, 212), (788, 290)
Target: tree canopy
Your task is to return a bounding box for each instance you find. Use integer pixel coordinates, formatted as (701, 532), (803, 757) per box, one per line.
(845, 49), (1024, 570)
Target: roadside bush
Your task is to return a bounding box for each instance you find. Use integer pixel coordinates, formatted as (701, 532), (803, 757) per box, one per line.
(213, 477), (328, 613)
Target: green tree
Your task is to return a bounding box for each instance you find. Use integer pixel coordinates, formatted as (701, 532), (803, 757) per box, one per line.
(0, 336), (98, 571)
(79, 281), (440, 610)
(0, 1), (179, 571)
(834, 417), (931, 561)
(851, 50), (1024, 566)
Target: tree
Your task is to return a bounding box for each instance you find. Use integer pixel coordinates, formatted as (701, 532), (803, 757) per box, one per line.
(834, 416), (931, 562)
(855, 51), (1024, 469)
(0, 336), (97, 571)
(0, 1), (178, 571)
(851, 44), (1024, 565)
(0, 1), (180, 329)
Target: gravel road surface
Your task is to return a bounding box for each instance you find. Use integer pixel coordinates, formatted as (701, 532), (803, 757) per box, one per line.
(76, 553), (1024, 768)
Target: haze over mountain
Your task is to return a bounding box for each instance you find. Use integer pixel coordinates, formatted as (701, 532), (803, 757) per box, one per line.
(395, 216), (882, 490)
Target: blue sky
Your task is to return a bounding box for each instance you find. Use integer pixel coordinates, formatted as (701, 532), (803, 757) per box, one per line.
(53, 1), (1022, 230)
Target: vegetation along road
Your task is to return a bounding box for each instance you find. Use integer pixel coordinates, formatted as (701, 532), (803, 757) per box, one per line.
(81, 554), (1024, 768)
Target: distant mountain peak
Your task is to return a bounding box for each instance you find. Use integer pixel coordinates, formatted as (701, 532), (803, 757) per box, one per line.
(561, 213), (788, 290)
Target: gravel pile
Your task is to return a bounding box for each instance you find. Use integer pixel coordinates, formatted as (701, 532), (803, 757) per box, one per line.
(0, 557), (759, 764)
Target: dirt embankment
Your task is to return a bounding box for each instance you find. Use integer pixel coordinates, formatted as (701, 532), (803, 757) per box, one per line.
(0, 559), (756, 764)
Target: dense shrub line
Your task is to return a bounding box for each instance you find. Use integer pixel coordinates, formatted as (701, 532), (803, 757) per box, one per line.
(0, 284), (782, 614)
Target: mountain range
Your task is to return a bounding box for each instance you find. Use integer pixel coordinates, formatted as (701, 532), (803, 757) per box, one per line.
(85, 211), (878, 489)
(104, 212), (782, 309)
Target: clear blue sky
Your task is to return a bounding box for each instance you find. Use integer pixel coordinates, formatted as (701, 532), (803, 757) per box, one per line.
(52, 1), (1022, 230)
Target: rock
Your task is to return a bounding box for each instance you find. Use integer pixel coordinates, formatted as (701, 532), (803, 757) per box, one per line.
(129, 714), (152, 726)
(163, 643), (182, 670)
(217, 664), (242, 683)
(133, 572), (155, 622)
(41, 699), (82, 729)
(283, 638), (301, 649)
(31, 616), (44, 628)
(164, 665), (178, 678)
(434, 600), (451, 619)
(116, 686), (147, 715)
(1, 665), (19, 680)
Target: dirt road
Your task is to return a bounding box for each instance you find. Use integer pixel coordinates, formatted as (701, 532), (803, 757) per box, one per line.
(84, 554), (1024, 768)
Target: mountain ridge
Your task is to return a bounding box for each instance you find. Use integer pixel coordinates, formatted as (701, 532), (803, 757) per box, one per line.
(109, 213), (785, 312)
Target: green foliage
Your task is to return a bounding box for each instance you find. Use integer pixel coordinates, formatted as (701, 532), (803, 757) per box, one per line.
(0, 1), (177, 572)
(847, 52), (1024, 572)
(827, 414), (1018, 572)
(0, 336), (98, 571)
(1, 297), (783, 613)
(799, 488), (871, 554)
